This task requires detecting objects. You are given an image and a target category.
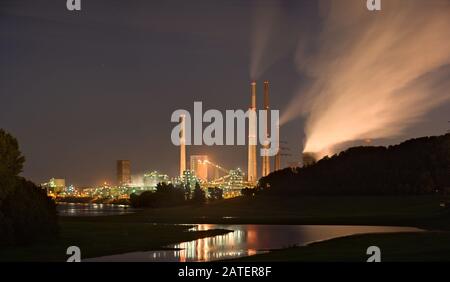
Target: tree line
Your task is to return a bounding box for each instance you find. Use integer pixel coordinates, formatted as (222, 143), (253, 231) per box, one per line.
(256, 134), (450, 196)
(129, 182), (224, 208)
(0, 129), (58, 246)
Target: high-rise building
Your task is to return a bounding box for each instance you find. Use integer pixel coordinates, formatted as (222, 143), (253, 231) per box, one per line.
(190, 155), (208, 181)
(247, 81), (257, 185)
(117, 160), (131, 186)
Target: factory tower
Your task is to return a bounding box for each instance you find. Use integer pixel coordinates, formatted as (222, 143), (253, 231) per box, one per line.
(179, 114), (186, 177)
(247, 81), (257, 184)
(261, 81), (271, 177)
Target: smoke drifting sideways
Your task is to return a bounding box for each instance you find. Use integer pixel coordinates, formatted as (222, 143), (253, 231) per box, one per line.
(281, 0), (450, 159)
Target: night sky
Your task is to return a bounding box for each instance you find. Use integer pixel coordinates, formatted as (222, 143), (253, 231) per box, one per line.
(1, 0), (449, 186)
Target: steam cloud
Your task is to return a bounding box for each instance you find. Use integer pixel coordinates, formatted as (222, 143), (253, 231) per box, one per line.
(280, 0), (450, 158)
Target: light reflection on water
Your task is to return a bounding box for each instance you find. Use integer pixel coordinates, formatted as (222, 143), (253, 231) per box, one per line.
(85, 224), (422, 262)
(57, 203), (135, 216)
(173, 227), (258, 262)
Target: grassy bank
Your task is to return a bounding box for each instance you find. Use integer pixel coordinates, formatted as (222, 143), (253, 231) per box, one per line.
(2, 195), (449, 261)
(69, 195), (450, 229)
(0, 221), (230, 261)
(233, 231), (450, 262)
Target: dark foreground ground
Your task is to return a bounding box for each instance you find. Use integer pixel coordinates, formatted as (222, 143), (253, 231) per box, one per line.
(0, 222), (230, 261)
(1, 195), (450, 261)
(233, 231), (450, 262)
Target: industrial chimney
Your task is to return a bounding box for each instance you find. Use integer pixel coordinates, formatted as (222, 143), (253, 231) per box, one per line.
(261, 81), (271, 177)
(274, 152), (281, 171)
(247, 81), (257, 185)
(180, 114), (186, 177)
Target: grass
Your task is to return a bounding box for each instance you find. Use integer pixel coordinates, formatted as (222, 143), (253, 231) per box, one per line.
(2, 195), (449, 261)
(0, 221), (230, 261)
(72, 195), (449, 229)
(233, 231), (450, 262)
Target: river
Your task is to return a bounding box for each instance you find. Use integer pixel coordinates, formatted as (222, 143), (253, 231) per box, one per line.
(58, 204), (422, 262)
(57, 202), (136, 216)
(84, 224), (422, 262)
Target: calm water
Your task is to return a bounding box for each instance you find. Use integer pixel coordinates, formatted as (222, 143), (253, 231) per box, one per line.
(85, 224), (422, 262)
(57, 203), (135, 216)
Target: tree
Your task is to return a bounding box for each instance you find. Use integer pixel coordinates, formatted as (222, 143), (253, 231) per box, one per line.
(1, 178), (58, 245)
(241, 187), (256, 197)
(0, 129), (25, 199)
(130, 191), (156, 208)
(130, 183), (186, 208)
(0, 129), (58, 246)
(259, 134), (450, 196)
(191, 182), (206, 205)
(184, 182), (191, 200)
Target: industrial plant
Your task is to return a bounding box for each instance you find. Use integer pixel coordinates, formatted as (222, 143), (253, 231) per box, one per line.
(44, 81), (298, 201)
(174, 81), (281, 194)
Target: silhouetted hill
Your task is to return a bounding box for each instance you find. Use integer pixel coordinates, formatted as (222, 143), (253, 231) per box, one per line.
(258, 134), (450, 196)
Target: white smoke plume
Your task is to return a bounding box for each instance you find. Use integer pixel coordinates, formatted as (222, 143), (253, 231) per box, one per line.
(280, 0), (450, 158)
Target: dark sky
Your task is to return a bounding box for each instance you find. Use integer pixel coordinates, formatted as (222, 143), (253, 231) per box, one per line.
(1, 0), (449, 186)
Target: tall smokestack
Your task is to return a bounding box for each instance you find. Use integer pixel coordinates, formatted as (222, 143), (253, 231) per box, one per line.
(274, 152), (281, 171)
(264, 81), (270, 110)
(180, 114), (186, 177)
(248, 81), (257, 185)
(261, 80), (271, 177)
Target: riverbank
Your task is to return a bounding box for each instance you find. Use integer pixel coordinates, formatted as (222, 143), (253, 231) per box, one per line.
(0, 221), (230, 261)
(56, 197), (130, 205)
(231, 231), (450, 262)
(1, 195), (449, 261)
(66, 195), (450, 230)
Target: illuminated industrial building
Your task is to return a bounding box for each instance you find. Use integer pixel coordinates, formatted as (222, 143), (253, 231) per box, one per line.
(207, 168), (245, 198)
(227, 168), (244, 190)
(182, 170), (200, 189)
(190, 155), (208, 181)
(51, 80), (283, 201)
(143, 171), (169, 191)
(117, 160), (131, 186)
(41, 178), (66, 195)
(66, 184), (75, 194)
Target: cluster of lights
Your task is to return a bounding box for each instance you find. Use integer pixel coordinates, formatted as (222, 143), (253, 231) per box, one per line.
(46, 159), (253, 201)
